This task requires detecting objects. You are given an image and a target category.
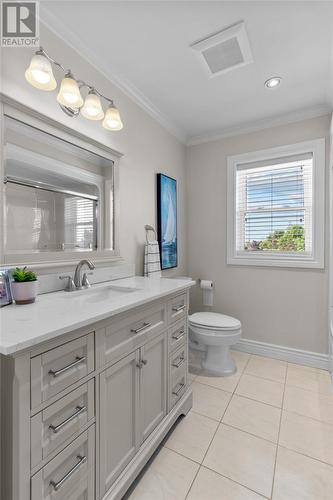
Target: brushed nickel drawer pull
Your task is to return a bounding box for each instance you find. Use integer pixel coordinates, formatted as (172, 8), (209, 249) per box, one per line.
(172, 305), (185, 313)
(172, 383), (185, 397)
(49, 405), (86, 434)
(50, 454), (87, 491)
(131, 322), (151, 334)
(172, 356), (185, 368)
(172, 329), (185, 341)
(48, 356), (86, 378)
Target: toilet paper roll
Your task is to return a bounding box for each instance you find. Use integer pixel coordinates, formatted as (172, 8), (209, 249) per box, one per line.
(200, 280), (214, 307)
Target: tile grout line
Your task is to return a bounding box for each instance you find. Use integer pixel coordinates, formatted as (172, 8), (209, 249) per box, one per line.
(184, 357), (251, 500)
(277, 443), (333, 469)
(270, 363), (288, 499)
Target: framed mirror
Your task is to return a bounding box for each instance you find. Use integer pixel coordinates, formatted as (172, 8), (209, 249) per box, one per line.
(0, 96), (122, 267)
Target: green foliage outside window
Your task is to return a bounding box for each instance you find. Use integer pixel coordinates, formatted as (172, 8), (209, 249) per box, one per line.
(245, 225), (305, 252)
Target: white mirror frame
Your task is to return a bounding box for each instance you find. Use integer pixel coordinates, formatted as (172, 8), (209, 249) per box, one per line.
(0, 94), (123, 269)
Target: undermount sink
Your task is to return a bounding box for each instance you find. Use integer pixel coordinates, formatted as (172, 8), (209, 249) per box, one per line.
(60, 282), (140, 300)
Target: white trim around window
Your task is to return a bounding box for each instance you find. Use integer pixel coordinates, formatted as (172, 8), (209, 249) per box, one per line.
(227, 139), (325, 268)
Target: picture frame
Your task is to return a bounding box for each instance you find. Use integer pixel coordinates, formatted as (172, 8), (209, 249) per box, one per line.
(0, 270), (13, 307)
(157, 173), (178, 270)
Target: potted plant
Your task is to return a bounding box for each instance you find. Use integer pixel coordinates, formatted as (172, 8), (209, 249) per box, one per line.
(11, 267), (38, 305)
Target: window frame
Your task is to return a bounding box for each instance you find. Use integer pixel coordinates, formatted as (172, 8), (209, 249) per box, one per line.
(227, 139), (325, 268)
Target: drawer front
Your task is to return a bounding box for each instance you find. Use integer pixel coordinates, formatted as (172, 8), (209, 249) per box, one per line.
(169, 293), (187, 324)
(31, 380), (95, 469)
(170, 344), (187, 380)
(169, 366), (187, 410)
(31, 426), (95, 500)
(31, 334), (95, 409)
(169, 320), (187, 353)
(100, 301), (167, 366)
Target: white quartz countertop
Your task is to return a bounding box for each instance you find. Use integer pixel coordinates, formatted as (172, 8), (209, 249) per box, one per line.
(0, 277), (195, 356)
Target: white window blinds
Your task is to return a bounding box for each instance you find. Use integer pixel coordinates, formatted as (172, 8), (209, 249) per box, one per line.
(235, 153), (313, 255)
(64, 196), (97, 250)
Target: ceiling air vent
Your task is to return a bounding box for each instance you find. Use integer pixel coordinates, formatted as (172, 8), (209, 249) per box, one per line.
(190, 21), (253, 77)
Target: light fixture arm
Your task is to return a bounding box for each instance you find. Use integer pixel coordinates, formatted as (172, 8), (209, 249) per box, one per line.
(37, 47), (115, 106)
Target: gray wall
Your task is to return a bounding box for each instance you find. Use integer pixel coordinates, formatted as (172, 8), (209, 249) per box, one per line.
(0, 22), (187, 276)
(186, 115), (331, 354)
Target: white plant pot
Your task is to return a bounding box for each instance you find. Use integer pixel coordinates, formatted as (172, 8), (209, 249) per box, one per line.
(11, 281), (38, 305)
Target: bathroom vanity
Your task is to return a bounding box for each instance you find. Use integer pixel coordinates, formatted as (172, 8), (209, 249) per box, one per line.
(0, 277), (193, 500)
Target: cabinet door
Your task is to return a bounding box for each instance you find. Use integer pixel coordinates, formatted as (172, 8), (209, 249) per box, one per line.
(99, 351), (140, 496)
(140, 332), (167, 442)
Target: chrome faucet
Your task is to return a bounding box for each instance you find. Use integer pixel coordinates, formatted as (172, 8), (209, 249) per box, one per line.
(73, 259), (95, 289)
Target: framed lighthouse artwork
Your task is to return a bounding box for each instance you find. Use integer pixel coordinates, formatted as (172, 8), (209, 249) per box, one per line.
(157, 173), (178, 270)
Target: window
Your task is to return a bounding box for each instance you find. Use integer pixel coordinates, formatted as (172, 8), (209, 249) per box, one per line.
(227, 139), (325, 268)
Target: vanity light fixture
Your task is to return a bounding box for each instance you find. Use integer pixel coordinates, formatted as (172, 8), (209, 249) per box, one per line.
(57, 71), (84, 108)
(25, 47), (123, 131)
(25, 51), (57, 90)
(102, 103), (123, 131)
(265, 76), (282, 89)
(81, 89), (105, 120)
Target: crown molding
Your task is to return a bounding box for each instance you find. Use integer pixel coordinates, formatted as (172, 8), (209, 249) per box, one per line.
(187, 104), (332, 146)
(39, 7), (187, 144)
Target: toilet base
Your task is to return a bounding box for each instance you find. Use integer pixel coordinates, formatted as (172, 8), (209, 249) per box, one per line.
(202, 344), (236, 377)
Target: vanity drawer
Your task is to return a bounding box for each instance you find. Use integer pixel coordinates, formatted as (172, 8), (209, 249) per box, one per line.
(100, 301), (167, 366)
(31, 426), (95, 500)
(31, 334), (95, 409)
(169, 293), (187, 324)
(169, 320), (187, 353)
(170, 344), (187, 380)
(31, 380), (95, 469)
(169, 367), (187, 410)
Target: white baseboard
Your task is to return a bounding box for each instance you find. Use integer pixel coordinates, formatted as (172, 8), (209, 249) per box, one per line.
(232, 338), (329, 371)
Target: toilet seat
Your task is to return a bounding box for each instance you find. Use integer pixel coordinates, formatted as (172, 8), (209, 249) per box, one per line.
(189, 312), (241, 331)
(189, 311), (242, 377)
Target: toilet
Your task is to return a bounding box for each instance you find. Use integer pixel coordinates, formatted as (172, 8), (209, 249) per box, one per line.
(189, 312), (242, 376)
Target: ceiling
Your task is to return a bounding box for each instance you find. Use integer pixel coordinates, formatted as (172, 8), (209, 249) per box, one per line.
(41, 1), (333, 144)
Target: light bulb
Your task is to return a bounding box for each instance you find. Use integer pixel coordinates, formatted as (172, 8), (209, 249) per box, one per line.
(25, 53), (57, 91)
(102, 104), (123, 131)
(81, 91), (104, 120)
(57, 73), (83, 108)
(265, 77), (282, 89)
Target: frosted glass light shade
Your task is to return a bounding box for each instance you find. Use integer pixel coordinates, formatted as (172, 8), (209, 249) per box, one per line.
(25, 54), (57, 91)
(57, 75), (83, 108)
(102, 105), (123, 131)
(81, 92), (104, 120)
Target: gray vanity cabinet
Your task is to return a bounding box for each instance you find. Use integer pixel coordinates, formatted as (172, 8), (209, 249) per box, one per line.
(99, 351), (140, 496)
(99, 331), (168, 496)
(1, 288), (193, 500)
(140, 332), (167, 442)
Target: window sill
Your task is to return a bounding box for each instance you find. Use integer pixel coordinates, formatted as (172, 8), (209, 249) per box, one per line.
(227, 254), (324, 269)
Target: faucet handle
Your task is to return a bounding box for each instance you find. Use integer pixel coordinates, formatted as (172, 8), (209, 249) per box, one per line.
(82, 272), (93, 289)
(59, 275), (76, 292)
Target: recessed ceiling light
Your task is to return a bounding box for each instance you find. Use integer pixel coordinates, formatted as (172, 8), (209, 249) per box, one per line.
(265, 77), (282, 89)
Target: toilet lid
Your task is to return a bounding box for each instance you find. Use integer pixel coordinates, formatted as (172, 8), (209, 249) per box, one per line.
(189, 312), (241, 330)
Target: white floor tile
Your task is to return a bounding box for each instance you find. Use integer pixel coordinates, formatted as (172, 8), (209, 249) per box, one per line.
(164, 411), (218, 463)
(187, 466), (266, 500)
(273, 447), (333, 500)
(286, 366), (333, 395)
(203, 424), (276, 498)
(128, 447), (199, 500)
(191, 381), (231, 421)
(283, 385), (333, 425)
(196, 370), (242, 393)
(245, 355), (286, 383)
(279, 410), (333, 465)
(223, 394), (281, 443)
(236, 374), (284, 408)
